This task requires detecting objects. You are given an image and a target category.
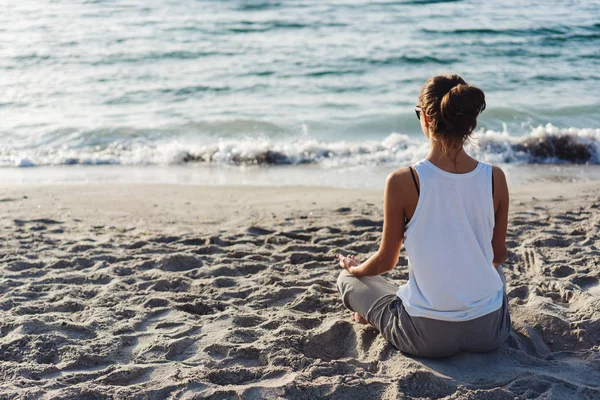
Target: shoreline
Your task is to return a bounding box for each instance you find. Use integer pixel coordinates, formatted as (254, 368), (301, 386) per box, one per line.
(2, 163), (600, 189)
(1, 181), (599, 398)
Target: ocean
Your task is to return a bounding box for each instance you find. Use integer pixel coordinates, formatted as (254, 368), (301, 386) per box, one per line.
(1, 0), (599, 187)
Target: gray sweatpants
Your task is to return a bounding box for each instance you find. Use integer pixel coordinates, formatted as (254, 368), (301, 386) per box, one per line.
(336, 268), (511, 359)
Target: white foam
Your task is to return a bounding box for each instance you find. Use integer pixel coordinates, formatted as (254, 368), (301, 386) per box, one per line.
(2, 124), (599, 168)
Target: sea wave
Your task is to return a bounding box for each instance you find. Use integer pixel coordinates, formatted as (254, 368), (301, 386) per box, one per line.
(3, 125), (599, 168)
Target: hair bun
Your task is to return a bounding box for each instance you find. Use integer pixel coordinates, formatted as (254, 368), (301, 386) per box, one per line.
(439, 83), (486, 131)
(417, 74), (486, 155)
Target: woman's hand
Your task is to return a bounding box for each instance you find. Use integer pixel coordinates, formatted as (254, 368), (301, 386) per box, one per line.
(337, 254), (360, 274)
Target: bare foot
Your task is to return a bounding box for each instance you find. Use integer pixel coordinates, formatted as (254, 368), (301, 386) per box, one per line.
(351, 312), (368, 324)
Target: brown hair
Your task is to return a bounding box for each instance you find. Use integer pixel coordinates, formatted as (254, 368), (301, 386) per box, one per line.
(418, 74), (486, 160)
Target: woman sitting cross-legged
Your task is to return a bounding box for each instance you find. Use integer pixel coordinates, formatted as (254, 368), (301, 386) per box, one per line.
(336, 74), (511, 359)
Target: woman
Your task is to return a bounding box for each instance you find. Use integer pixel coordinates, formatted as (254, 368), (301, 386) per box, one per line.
(336, 74), (511, 359)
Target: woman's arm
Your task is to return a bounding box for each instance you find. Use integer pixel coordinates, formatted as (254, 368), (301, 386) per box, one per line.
(344, 170), (407, 278)
(491, 166), (509, 266)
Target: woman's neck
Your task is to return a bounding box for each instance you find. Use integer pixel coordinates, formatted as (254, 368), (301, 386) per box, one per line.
(425, 139), (478, 173)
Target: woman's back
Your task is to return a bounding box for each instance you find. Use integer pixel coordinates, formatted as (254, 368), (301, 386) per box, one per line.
(397, 159), (504, 322)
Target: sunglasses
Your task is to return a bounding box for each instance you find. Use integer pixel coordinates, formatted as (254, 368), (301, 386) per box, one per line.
(415, 106), (421, 120)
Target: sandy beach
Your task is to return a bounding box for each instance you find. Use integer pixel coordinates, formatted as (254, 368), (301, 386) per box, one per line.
(1, 181), (599, 399)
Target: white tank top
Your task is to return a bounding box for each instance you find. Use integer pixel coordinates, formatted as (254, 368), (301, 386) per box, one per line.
(396, 159), (504, 322)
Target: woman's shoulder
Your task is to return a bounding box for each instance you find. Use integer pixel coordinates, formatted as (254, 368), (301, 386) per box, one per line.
(387, 165), (414, 181)
(386, 166), (420, 191)
(488, 163), (508, 199)
(488, 163), (506, 180)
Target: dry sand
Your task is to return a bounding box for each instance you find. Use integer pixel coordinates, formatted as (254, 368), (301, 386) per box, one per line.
(0, 182), (599, 399)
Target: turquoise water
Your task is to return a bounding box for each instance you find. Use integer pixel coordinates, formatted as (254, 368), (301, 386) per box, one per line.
(1, 0), (599, 171)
